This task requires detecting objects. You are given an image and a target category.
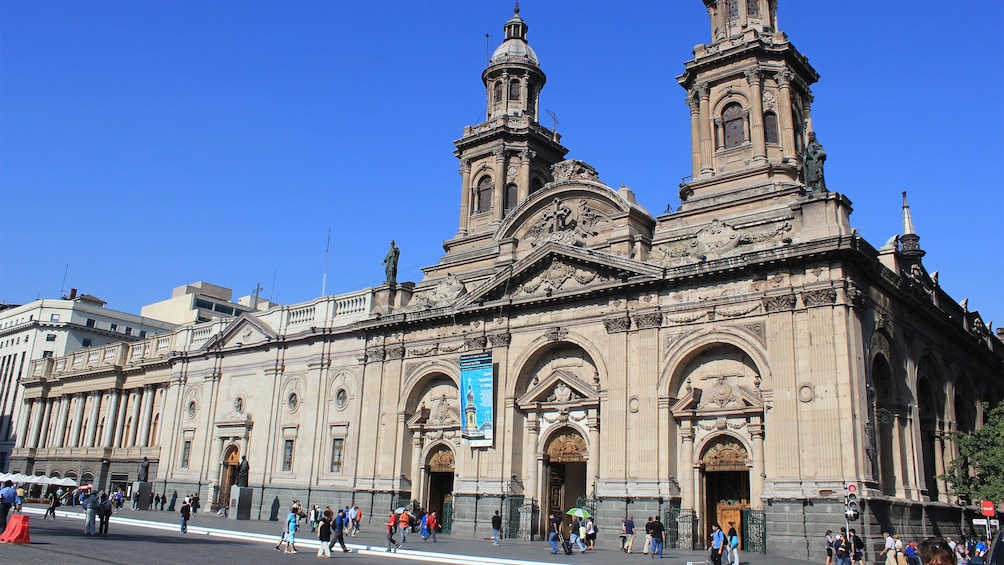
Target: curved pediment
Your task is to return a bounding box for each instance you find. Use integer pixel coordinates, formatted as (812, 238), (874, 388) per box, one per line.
(495, 177), (654, 256)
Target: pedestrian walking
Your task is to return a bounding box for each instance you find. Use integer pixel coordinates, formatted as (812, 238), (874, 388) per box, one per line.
(624, 515), (637, 553)
(329, 509), (350, 553)
(419, 512), (430, 541)
(728, 521), (740, 565)
(491, 510), (502, 546)
(569, 516), (586, 553)
(316, 512), (332, 558)
(835, 533), (852, 565)
(386, 511), (401, 552)
(44, 488), (60, 519)
(426, 511), (438, 543)
(548, 513), (561, 554)
(83, 490), (99, 536)
(643, 516), (654, 555)
(309, 504), (319, 533)
(826, 530), (836, 565)
(710, 522), (726, 565)
(585, 517), (597, 550)
(649, 515), (666, 559)
(398, 509), (411, 543)
(180, 498), (191, 533)
(98, 493), (112, 535)
(281, 505), (299, 554)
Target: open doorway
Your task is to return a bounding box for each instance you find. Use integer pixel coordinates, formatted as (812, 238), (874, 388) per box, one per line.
(543, 428), (588, 533)
(425, 445), (455, 522)
(219, 445), (240, 508)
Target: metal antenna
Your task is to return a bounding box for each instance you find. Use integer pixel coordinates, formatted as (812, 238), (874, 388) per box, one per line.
(485, 33), (490, 66)
(321, 228), (331, 296)
(545, 109), (559, 133)
(58, 264), (69, 298)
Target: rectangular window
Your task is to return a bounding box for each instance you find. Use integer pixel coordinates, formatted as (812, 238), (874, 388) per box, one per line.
(50, 314), (60, 322)
(282, 439), (294, 471)
(139, 330), (147, 338)
(82, 339), (92, 347)
(180, 441), (192, 469)
(45, 334), (56, 342)
(42, 351), (53, 358)
(330, 438), (344, 473)
(110, 323), (118, 332)
(85, 318), (95, 327)
(124, 327), (133, 336)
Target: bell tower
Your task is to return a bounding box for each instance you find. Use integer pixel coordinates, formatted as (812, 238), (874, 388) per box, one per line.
(676, 0), (820, 208)
(451, 5), (568, 244)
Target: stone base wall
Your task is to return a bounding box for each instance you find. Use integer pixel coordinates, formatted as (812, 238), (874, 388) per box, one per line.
(450, 494), (502, 539)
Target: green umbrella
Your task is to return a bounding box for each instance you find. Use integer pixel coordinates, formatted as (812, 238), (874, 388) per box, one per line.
(566, 507), (591, 519)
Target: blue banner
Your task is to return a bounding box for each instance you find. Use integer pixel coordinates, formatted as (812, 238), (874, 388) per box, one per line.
(459, 351), (494, 447)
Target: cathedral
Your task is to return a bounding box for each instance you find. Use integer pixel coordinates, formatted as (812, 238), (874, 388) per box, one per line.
(11, 1), (1003, 559)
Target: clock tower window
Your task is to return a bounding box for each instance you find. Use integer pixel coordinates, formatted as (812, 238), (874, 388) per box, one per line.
(493, 82), (503, 106)
(764, 112), (779, 145)
(723, 102), (745, 149)
(747, 0), (761, 17)
(504, 183), (518, 213)
(727, 0), (740, 20)
(509, 79), (521, 101)
(476, 176), (494, 213)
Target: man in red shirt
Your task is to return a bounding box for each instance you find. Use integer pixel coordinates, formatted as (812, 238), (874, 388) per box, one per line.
(386, 512), (400, 552)
(425, 511), (438, 542)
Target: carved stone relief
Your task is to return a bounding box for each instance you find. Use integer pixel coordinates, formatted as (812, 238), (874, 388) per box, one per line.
(545, 431), (588, 463)
(525, 197), (609, 247)
(517, 257), (612, 296)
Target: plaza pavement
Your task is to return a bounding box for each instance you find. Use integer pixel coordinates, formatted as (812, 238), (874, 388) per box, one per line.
(2, 503), (821, 565)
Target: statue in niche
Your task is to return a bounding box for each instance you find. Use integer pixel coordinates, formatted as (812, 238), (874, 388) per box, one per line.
(236, 455), (250, 488)
(137, 456), (150, 482)
(801, 131), (827, 193)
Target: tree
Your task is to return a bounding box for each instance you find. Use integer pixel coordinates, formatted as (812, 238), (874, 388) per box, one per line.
(941, 401), (1004, 504)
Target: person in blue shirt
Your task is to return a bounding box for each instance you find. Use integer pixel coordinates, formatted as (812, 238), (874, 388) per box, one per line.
(710, 522), (726, 565)
(0, 480), (20, 531)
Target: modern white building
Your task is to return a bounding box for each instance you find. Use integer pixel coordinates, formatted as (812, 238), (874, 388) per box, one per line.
(140, 281), (273, 326)
(0, 290), (178, 471)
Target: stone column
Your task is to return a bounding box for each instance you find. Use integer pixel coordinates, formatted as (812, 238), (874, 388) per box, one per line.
(457, 160), (471, 236)
(84, 392), (101, 447)
(517, 147), (532, 202)
(37, 399), (53, 448)
(586, 409), (600, 496)
(102, 390), (121, 447)
(16, 399), (35, 448)
(492, 147), (506, 223)
(27, 400), (44, 448)
(411, 436), (423, 505)
(68, 394), (85, 448)
(138, 386), (155, 447)
(114, 391), (129, 448)
(501, 71), (510, 115)
(775, 71), (797, 163)
(745, 68), (766, 163)
(681, 424), (695, 509)
(697, 83), (714, 175)
(128, 390), (142, 447)
(55, 396), (71, 447)
(891, 413), (905, 497)
(750, 420), (765, 508)
(525, 415), (540, 504)
(687, 92), (701, 178)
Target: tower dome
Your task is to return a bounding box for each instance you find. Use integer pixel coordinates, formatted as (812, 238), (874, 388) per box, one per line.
(489, 10), (539, 66)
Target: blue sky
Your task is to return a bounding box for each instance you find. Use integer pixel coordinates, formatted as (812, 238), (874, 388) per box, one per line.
(2, 1), (1001, 326)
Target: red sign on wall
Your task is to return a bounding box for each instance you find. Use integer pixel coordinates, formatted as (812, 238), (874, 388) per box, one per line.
(982, 500), (996, 517)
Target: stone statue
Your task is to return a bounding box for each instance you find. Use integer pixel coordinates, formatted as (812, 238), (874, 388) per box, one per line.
(137, 456), (150, 482)
(236, 455), (250, 488)
(801, 131), (827, 193)
(382, 240), (400, 285)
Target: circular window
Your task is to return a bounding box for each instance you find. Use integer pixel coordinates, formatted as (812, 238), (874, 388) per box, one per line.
(287, 392), (299, 412)
(334, 388), (348, 410)
(187, 400), (197, 418)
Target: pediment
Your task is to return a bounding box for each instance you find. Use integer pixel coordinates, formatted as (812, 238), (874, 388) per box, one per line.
(517, 369), (599, 410)
(407, 395), (461, 429)
(203, 314), (278, 352)
(460, 244), (661, 306)
(670, 377), (763, 417)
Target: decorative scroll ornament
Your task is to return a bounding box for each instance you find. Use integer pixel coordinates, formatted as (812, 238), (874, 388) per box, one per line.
(428, 447), (455, 472)
(385, 346), (405, 360)
(488, 333), (512, 347)
(603, 316), (631, 333)
(801, 288), (837, 307)
(701, 438), (750, 470)
(633, 312), (663, 329)
(518, 257), (610, 296)
(547, 382), (580, 403)
(649, 219), (792, 267)
(544, 327), (568, 342)
(762, 294), (797, 312)
(417, 273), (467, 308)
(526, 196), (608, 247)
(365, 347), (385, 363)
(465, 336), (488, 350)
(546, 432), (588, 463)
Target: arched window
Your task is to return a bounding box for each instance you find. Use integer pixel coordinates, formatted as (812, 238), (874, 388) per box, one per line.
(727, 0), (739, 19)
(493, 81), (503, 106)
(723, 102), (745, 149)
(503, 183), (518, 213)
(747, 0), (760, 17)
(476, 176), (493, 213)
(509, 79), (520, 101)
(764, 111), (779, 144)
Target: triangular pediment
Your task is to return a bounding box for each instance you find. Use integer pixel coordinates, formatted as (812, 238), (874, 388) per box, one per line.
(202, 314), (278, 352)
(460, 243), (661, 306)
(670, 378), (764, 418)
(517, 369), (599, 410)
(407, 395), (461, 429)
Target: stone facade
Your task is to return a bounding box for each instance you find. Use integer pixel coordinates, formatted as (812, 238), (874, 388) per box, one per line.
(10, 2), (1004, 560)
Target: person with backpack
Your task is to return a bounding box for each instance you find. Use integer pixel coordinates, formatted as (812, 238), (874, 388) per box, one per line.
(329, 508), (350, 553)
(98, 492), (113, 535)
(179, 498), (191, 534)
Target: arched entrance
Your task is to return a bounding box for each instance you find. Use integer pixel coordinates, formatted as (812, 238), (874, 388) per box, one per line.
(544, 428), (588, 520)
(220, 445), (240, 508)
(701, 436), (750, 544)
(425, 445), (455, 522)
